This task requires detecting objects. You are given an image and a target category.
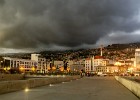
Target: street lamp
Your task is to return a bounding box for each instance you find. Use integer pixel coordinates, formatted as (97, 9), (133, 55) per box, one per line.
(0, 61), (3, 73)
(32, 67), (35, 72)
(67, 67), (70, 72)
(0, 61), (3, 67)
(52, 66), (56, 70)
(19, 66), (25, 74)
(128, 67), (134, 73)
(25, 88), (29, 92)
(59, 66), (64, 72)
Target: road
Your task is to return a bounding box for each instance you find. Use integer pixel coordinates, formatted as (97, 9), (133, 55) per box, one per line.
(0, 77), (139, 100)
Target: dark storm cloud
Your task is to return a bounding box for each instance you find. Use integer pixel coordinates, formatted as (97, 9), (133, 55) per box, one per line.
(0, 0), (140, 49)
(0, 0), (5, 5)
(98, 32), (140, 46)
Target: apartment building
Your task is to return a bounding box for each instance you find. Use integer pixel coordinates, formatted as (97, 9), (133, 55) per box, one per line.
(135, 49), (140, 69)
(3, 57), (37, 73)
(31, 54), (47, 73)
(85, 57), (94, 72)
(68, 60), (84, 72)
(85, 56), (117, 73)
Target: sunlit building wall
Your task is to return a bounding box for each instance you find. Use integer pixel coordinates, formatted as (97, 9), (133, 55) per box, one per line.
(95, 66), (119, 73)
(68, 60), (85, 72)
(31, 54), (47, 73)
(85, 57), (94, 72)
(54, 61), (64, 70)
(135, 49), (140, 68)
(85, 58), (92, 72)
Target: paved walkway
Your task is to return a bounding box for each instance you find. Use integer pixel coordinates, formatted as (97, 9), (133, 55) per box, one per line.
(0, 77), (139, 100)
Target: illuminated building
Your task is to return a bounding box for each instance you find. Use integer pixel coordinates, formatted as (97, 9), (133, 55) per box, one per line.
(135, 49), (140, 69)
(31, 54), (47, 73)
(3, 57), (37, 73)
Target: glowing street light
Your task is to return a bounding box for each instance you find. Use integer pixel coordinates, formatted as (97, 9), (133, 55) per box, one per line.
(25, 88), (29, 92)
(32, 67), (35, 72)
(115, 62), (121, 66)
(4, 67), (11, 71)
(128, 67), (134, 73)
(7, 67), (10, 70)
(3, 67), (6, 71)
(59, 66), (64, 72)
(52, 66), (56, 70)
(0, 61), (3, 68)
(19, 66), (24, 72)
(67, 67), (70, 72)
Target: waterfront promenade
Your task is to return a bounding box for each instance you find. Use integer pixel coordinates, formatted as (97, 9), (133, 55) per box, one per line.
(0, 77), (139, 100)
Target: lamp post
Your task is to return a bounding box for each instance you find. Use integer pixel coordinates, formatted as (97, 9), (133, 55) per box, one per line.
(0, 61), (3, 67)
(30, 66), (35, 74)
(0, 61), (3, 73)
(19, 66), (24, 74)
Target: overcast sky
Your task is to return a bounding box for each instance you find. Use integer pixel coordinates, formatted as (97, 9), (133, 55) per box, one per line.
(0, 0), (140, 53)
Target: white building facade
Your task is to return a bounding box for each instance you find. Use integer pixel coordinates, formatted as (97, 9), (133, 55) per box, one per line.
(3, 57), (37, 73)
(85, 57), (94, 72)
(85, 56), (111, 73)
(135, 49), (140, 68)
(31, 54), (47, 73)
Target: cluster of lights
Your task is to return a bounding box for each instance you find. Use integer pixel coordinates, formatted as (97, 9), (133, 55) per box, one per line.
(3, 67), (11, 71)
(114, 62), (122, 66)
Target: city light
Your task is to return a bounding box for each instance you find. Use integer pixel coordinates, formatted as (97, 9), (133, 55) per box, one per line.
(19, 66), (24, 71)
(49, 84), (54, 87)
(114, 62), (122, 66)
(67, 67), (70, 72)
(25, 88), (29, 92)
(52, 66), (56, 70)
(128, 67), (134, 73)
(60, 66), (64, 72)
(32, 67), (35, 72)
(3, 67), (11, 72)
(62, 75), (66, 77)
(3, 67), (6, 71)
(7, 67), (10, 70)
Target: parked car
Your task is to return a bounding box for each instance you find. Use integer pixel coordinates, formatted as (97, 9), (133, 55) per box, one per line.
(97, 72), (107, 76)
(134, 72), (140, 76)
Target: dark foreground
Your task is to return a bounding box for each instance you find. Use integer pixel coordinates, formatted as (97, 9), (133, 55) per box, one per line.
(0, 77), (139, 100)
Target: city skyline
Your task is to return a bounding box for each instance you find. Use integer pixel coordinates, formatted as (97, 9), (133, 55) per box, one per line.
(0, 0), (140, 53)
